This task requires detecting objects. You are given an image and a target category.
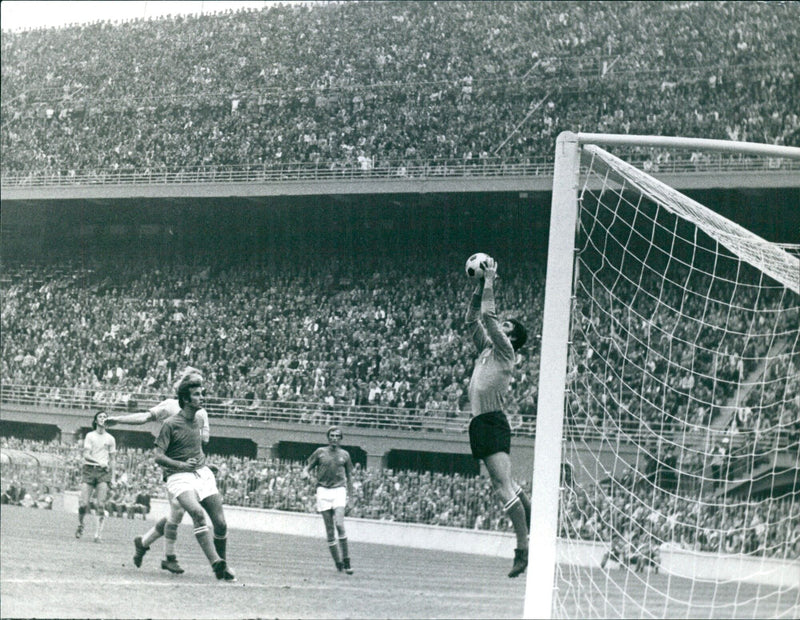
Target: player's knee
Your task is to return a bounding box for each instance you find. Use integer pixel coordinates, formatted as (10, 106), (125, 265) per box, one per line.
(187, 509), (207, 528)
(168, 510), (184, 525)
(169, 503), (185, 522)
(214, 520), (227, 537)
(190, 514), (207, 529)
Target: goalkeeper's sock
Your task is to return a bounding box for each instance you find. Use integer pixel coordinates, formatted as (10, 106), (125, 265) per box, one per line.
(514, 486), (531, 532)
(504, 496), (529, 550)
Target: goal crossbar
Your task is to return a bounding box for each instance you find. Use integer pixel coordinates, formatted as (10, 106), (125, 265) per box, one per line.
(576, 132), (800, 159)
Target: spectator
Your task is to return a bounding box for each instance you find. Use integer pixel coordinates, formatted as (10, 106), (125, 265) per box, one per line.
(131, 490), (152, 520)
(2, 2), (798, 182)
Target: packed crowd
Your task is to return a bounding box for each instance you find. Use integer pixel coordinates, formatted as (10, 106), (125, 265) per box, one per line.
(2, 436), (798, 559)
(3, 244), (797, 444)
(3, 1), (798, 446)
(2, 2), (799, 180)
(1, 254), (544, 434)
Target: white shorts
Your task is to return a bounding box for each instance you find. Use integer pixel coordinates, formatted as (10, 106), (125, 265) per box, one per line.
(316, 486), (347, 512)
(165, 466), (219, 502)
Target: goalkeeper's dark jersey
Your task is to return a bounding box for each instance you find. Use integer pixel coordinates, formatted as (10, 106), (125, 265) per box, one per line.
(466, 286), (516, 417)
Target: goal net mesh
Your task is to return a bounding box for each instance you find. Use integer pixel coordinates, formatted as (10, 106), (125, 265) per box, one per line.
(553, 144), (800, 618)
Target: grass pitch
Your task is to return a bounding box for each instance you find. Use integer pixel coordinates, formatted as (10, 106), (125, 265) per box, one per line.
(2, 505), (797, 619)
(1, 505), (524, 619)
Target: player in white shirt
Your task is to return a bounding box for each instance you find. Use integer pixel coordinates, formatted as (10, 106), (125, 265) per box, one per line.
(107, 367), (210, 574)
(76, 411), (116, 542)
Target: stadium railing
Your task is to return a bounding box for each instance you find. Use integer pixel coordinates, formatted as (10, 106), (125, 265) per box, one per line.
(0, 381), (479, 433)
(0, 381), (763, 447)
(2, 154), (798, 188)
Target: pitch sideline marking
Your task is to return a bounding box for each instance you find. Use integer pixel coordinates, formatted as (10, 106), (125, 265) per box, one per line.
(1, 576), (514, 600)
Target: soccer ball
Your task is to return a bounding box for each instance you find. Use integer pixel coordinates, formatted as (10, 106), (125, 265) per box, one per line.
(465, 252), (491, 278)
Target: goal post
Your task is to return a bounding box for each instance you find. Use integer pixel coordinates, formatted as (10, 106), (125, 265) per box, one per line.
(524, 132), (800, 619)
(526, 132), (581, 620)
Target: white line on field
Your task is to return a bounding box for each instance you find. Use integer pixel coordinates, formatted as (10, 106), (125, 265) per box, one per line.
(2, 577), (513, 599)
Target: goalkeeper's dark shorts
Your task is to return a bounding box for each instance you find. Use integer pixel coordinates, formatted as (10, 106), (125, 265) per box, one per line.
(468, 411), (511, 460)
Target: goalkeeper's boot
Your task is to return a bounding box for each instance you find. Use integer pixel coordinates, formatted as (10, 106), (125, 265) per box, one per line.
(75, 524), (84, 539)
(335, 561), (344, 572)
(161, 555), (185, 574)
(343, 558), (354, 575)
(133, 536), (148, 568)
(508, 548), (528, 578)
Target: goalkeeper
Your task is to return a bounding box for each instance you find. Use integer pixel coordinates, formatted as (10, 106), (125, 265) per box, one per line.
(106, 366), (211, 575)
(464, 256), (531, 578)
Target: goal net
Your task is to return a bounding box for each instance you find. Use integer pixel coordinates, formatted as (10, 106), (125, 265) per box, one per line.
(525, 133), (800, 619)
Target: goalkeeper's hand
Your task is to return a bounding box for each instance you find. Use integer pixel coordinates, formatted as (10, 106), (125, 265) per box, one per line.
(483, 257), (498, 284)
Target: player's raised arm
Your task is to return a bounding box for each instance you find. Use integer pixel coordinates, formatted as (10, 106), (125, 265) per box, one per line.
(465, 260), (490, 352)
(106, 410), (156, 426)
(197, 408), (211, 445)
(480, 258), (515, 361)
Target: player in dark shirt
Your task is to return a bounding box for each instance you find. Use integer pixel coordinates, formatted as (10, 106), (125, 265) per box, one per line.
(302, 426), (355, 574)
(110, 366), (211, 574)
(153, 374), (236, 581)
(465, 256), (531, 578)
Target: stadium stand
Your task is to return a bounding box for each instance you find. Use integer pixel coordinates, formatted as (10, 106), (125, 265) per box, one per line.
(0, 254), (543, 434)
(3, 248), (797, 449)
(2, 2), (797, 436)
(1, 1), (798, 570)
(2, 1), (799, 183)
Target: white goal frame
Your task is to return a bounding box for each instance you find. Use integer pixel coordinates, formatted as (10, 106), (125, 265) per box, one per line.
(523, 132), (800, 619)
